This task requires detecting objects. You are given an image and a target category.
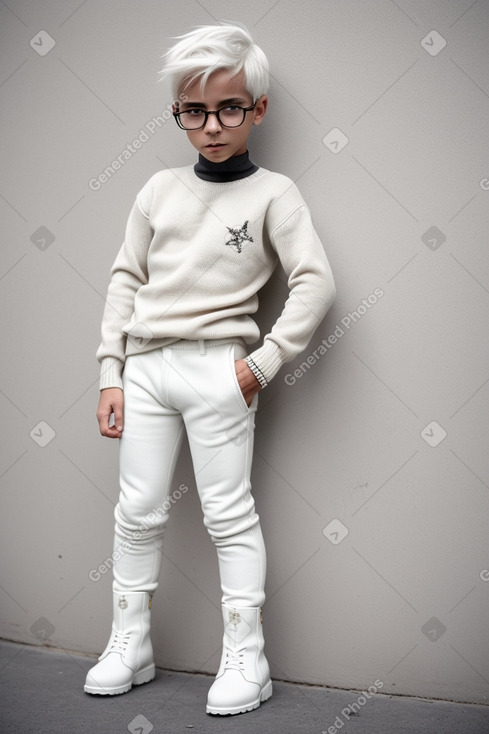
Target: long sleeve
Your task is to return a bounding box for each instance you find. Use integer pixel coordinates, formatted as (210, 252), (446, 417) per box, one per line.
(96, 197), (153, 390)
(95, 166), (335, 390)
(248, 202), (336, 383)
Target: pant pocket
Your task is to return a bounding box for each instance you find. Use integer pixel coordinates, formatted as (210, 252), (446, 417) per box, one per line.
(227, 343), (251, 414)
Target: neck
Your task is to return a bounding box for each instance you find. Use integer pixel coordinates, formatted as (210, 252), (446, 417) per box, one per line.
(194, 150), (259, 183)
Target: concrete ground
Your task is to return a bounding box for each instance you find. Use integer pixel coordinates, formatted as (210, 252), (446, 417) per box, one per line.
(0, 639), (488, 733)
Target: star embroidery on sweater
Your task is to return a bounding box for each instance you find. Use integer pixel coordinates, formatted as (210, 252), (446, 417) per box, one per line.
(225, 220), (253, 253)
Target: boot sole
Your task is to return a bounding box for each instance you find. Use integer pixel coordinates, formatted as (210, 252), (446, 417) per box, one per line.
(84, 663), (155, 696)
(206, 678), (273, 716)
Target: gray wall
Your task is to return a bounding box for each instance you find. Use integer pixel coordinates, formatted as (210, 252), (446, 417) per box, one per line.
(1, 0), (488, 706)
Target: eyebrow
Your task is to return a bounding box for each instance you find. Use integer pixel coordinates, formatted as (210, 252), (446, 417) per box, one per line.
(180, 97), (248, 109)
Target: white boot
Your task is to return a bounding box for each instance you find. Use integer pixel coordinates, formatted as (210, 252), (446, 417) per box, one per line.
(84, 591), (155, 695)
(206, 605), (272, 715)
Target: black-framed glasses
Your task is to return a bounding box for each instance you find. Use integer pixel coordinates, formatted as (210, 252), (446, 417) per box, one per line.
(173, 104), (256, 131)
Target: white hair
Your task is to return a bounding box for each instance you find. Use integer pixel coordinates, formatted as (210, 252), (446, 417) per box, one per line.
(159, 23), (269, 103)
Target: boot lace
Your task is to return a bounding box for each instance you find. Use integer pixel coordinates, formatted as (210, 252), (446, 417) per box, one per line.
(108, 631), (130, 654)
(223, 647), (245, 672)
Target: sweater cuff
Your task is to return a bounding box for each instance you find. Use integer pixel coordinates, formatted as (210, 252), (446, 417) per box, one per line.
(99, 357), (124, 391)
(247, 341), (284, 384)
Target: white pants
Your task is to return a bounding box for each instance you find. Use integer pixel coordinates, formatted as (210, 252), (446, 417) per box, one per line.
(112, 339), (266, 608)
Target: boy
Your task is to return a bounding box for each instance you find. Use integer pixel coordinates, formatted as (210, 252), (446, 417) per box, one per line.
(85, 23), (335, 716)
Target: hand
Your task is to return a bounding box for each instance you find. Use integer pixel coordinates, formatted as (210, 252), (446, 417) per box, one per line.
(235, 359), (261, 406)
(96, 388), (124, 438)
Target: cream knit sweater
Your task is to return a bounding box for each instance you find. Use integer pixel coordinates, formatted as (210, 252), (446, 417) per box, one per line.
(97, 165), (335, 390)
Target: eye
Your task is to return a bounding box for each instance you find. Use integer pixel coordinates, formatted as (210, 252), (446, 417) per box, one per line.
(222, 105), (240, 112)
(186, 108), (204, 116)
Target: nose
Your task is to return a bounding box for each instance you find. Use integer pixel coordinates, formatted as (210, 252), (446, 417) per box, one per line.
(204, 111), (222, 133)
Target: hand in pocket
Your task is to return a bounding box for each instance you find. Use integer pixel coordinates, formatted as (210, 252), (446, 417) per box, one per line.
(234, 359), (261, 406)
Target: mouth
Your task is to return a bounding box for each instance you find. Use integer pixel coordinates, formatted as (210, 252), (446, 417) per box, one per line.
(206, 143), (226, 149)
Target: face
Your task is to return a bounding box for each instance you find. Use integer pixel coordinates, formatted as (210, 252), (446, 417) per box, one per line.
(174, 69), (268, 162)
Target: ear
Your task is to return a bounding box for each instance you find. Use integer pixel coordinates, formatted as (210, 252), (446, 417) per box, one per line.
(252, 95), (268, 126)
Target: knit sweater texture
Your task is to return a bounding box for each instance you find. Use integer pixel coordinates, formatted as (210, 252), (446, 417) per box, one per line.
(97, 163), (336, 390)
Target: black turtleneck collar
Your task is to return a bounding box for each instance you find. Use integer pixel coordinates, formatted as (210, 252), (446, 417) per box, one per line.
(194, 150), (259, 182)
